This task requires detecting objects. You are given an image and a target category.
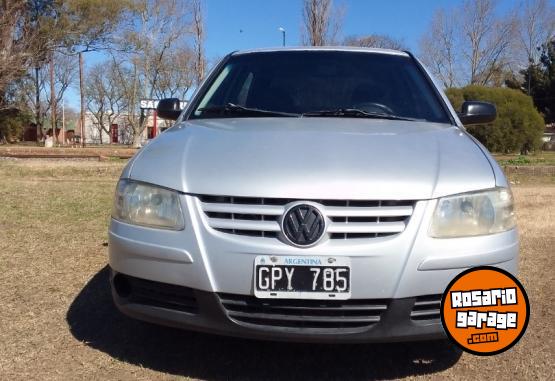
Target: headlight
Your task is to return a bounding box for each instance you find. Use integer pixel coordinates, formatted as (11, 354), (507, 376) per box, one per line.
(112, 179), (185, 230)
(429, 188), (515, 238)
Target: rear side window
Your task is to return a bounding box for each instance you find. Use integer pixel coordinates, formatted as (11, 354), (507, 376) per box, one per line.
(191, 51), (451, 123)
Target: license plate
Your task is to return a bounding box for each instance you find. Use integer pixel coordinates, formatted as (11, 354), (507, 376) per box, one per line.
(254, 256), (351, 299)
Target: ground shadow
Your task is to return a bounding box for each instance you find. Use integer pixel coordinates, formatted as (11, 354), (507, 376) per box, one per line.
(67, 266), (462, 380)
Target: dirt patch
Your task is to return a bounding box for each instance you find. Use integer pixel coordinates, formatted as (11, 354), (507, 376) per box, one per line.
(0, 159), (553, 380)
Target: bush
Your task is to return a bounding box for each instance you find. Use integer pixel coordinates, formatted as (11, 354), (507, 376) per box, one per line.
(446, 86), (545, 154)
(0, 110), (32, 143)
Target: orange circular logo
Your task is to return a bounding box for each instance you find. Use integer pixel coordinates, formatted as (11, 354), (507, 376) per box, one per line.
(441, 267), (529, 355)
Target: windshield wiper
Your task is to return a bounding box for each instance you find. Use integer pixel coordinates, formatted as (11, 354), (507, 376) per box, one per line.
(197, 103), (299, 117)
(302, 108), (417, 121)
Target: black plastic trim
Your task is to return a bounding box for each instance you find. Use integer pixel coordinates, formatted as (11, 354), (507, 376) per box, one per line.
(110, 269), (445, 343)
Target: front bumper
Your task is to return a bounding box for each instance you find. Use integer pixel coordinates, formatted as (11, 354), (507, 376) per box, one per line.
(108, 194), (519, 343)
(111, 269), (446, 343)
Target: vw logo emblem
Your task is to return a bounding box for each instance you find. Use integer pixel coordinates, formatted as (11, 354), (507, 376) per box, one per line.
(281, 203), (326, 247)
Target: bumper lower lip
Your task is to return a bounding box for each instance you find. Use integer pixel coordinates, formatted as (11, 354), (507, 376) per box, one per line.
(110, 269), (446, 343)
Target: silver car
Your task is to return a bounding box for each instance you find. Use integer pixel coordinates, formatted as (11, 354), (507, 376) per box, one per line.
(109, 47), (518, 343)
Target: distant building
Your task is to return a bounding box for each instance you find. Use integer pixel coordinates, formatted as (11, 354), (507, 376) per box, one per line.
(83, 111), (173, 145)
(542, 124), (555, 143)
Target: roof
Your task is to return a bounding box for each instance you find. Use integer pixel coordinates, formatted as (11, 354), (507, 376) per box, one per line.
(232, 46), (409, 57)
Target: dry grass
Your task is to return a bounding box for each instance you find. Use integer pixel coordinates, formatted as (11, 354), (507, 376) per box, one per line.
(0, 145), (136, 158)
(0, 158), (553, 380)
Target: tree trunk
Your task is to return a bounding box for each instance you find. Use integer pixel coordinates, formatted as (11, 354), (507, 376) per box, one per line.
(79, 52), (86, 147)
(134, 109), (146, 148)
(49, 56), (57, 145)
(132, 129), (143, 148)
(35, 66), (42, 144)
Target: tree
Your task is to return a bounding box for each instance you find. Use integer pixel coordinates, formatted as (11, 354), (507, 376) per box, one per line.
(537, 40), (555, 123)
(508, 40), (555, 123)
(2, 50), (75, 144)
(191, 0), (206, 86)
(420, 0), (516, 87)
(110, 56), (143, 145)
(153, 49), (195, 100)
(118, 0), (200, 147)
(461, 0), (516, 85)
(62, 0), (131, 146)
(0, 0), (27, 97)
(302, 0), (343, 46)
(516, 0), (555, 67)
(0, 108), (32, 143)
(13, 52), (77, 137)
(0, 0), (130, 144)
(85, 61), (127, 143)
(420, 9), (458, 88)
(0, 0), (59, 107)
(511, 0), (555, 95)
(343, 34), (405, 50)
(45, 53), (78, 113)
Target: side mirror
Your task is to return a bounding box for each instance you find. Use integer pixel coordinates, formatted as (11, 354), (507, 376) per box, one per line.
(157, 98), (182, 120)
(458, 101), (496, 125)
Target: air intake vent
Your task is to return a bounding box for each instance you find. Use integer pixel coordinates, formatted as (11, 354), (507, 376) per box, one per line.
(410, 294), (442, 321)
(114, 274), (198, 314)
(219, 293), (389, 331)
(198, 195), (415, 240)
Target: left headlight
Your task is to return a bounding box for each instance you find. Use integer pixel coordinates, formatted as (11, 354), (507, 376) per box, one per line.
(429, 188), (515, 238)
(112, 179), (185, 230)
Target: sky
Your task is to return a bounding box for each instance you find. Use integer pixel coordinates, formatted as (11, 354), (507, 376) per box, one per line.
(203, 0), (521, 58)
(64, 0), (540, 109)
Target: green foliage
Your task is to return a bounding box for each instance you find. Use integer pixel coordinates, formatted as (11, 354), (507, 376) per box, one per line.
(0, 110), (32, 143)
(501, 155), (531, 165)
(506, 40), (555, 123)
(495, 152), (555, 166)
(446, 85), (545, 154)
(61, 0), (133, 52)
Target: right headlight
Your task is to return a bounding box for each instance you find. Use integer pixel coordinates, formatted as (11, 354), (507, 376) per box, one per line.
(429, 188), (515, 238)
(112, 179), (185, 230)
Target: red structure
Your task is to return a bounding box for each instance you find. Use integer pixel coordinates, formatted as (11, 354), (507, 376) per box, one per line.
(111, 124), (119, 143)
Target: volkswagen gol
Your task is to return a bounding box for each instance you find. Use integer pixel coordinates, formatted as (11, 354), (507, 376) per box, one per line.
(109, 47), (517, 342)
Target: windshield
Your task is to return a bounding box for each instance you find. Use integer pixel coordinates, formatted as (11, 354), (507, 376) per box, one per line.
(190, 51), (451, 123)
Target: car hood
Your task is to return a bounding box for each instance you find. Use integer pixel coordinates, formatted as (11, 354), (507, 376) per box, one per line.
(128, 118), (495, 200)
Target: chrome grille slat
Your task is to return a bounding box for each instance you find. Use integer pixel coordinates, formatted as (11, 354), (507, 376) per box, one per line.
(411, 294), (442, 321)
(198, 195), (415, 240)
(410, 309), (441, 318)
(208, 218), (281, 232)
(227, 310), (381, 324)
(221, 299), (388, 312)
(201, 202), (285, 215)
(324, 205), (413, 217)
(377, 200), (381, 239)
(219, 293), (390, 330)
(413, 299), (442, 307)
(202, 203), (413, 218)
(328, 221), (406, 234)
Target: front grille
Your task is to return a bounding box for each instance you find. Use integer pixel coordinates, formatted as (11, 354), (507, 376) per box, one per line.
(199, 195), (415, 240)
(114, 274), (198, 314)
(410, 294), (442, 321)
(219, 293), (389, 331)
